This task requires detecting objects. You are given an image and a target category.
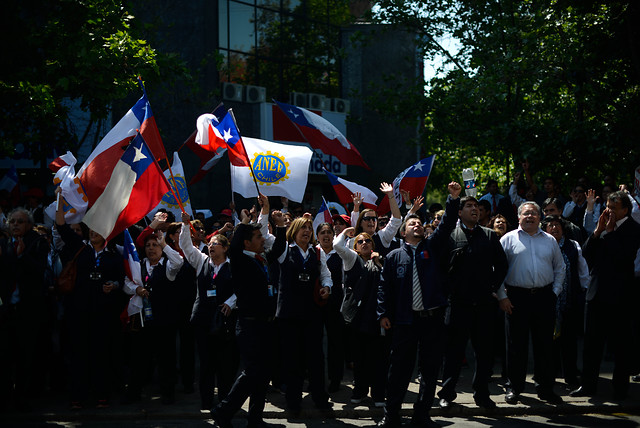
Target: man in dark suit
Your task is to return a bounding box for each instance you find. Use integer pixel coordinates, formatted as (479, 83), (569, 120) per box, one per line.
(211, 198), (286, 428)
(571, 190), (640, 400)
(377, 182), (461, 428)
(437, 196), (508, 410)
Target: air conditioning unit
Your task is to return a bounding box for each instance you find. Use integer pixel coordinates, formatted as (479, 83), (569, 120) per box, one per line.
(222, 82), (243, 102)
(331, 98), (351, 114)
(308, 93), (330, 110)
(290, 92), (308, 108)
(245, 85), (266, 103)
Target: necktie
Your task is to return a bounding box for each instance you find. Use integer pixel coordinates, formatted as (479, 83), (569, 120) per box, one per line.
(492, 195), (497, 214)
(412, 248), (424, 311)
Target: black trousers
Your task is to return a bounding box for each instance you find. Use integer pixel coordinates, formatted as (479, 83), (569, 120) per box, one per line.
(439, 301), (496, 400)
(322, 303), (346, 384)
(581, 300), (634, 395)
(279, 317), (329, 407)
(216, 317), (274, 423)
(384, 308), (445, 420)
(352, 327), (389, 401)
(194, 324), (239, 409)
(504, 285), (556, 394)
(552, 304), (583, 384)
(177, 309), (196, 389)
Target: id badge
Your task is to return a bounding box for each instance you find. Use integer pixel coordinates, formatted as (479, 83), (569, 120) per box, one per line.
(207, 289), (217, 298)
(268, 285), (274, 297)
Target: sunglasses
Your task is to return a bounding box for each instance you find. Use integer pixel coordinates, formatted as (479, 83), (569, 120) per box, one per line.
(356, 238), (373, 245)
(363, 216), (377, 222)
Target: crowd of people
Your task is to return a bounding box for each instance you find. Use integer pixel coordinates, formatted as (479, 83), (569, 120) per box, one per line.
(0, 166), (639, 428)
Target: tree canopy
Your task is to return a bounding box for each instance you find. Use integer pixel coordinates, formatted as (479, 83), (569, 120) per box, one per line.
(0, 0), (186, 164)
(370, 0), (640, 191)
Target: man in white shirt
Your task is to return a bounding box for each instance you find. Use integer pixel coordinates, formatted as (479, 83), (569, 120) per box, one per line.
(497, 201), (566, 405)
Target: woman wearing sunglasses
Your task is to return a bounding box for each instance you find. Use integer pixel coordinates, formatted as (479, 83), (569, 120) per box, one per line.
(334, 226), (389, 407)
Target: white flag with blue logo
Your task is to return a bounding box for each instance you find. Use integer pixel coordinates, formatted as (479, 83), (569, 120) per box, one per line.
(150, 152), (193, 219)
(231, 137), (313, 203)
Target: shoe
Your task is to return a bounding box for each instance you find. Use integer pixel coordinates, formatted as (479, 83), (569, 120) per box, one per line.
(505, 390), (519, 404)
(350, 391), (365, 404)
(374, 401), (386, 408)
(538, 391), (563, 405)
(632, 375), (640, 382)
(438, 397), (453, 409)
(377, 415), (402, 428)
(474, 396), (497, 409)
(211, 408), (233, 428)
(315, 400), (334, 410)
(569, 386), (595, 397)
(328, 380), (340, 393)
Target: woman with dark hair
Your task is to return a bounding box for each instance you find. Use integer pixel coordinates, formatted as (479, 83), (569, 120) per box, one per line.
(55, 196), (125, 409)
(334, 226), (388, 407)
(489, 214), (510, 238)
(123, 231), (184, 405)
(179, 212), (239, 410)
(351, 183), (403, 259)
(276, 216), (333, 413)
(316, 222), (346, 393)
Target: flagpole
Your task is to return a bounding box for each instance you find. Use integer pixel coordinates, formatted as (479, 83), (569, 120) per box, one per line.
(228, 108), (261, 196)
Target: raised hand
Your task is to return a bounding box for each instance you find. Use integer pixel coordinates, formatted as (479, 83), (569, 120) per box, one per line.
(408, 195), (425, 215)
(448, 181), (462, 199)
(380, 182), (393, 195)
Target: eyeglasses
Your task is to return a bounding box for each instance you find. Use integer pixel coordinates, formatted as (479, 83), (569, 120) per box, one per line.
(363, 216), (377, 222)
(356, 238), (373, 245)
(521, 211), (539, 217)
(434, 216), (442, 220)
(208, 241), (223, 247)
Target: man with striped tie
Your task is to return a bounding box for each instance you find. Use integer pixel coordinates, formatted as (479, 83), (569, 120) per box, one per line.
(377, 182), (462, 428)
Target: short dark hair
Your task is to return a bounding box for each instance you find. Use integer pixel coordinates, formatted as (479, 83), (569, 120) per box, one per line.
(608, 190), (632, 217)
(477, 199), (491, 211)
(542, 215), (564, 233)
(542, 197), (563, 210)
(485, 179), (498, 188)
(230, 223), (261, 254)
(401, 214), (422, 234)
(459, 196), (478, 210)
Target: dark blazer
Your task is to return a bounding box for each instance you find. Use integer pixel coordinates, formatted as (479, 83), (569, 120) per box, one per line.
(276, 244), (321, 320)
(190, 261), (234, 327)
(447, 224), (508, 304)
(378, 195), (460, 325)
(583, 217), (640, 305)
(230, 226), (286, 319)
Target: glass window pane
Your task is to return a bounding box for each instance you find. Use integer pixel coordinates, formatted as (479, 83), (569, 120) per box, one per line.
(256, 9), (278, 52)
(219, 0), (229, 49)
(229, 1), (256, 53)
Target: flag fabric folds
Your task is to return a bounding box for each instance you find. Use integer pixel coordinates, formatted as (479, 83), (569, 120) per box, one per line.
(312, 198), (332, 235)
(123, 229), (144, 316)
(323, 169), (377, 209)
(196, 112), (249, 167)
(150, 152), (193, 220)
(82, 134), (170, 242)
(377, 155), (436, 215)
(231, 137), (313, 202)
(274, 100), (369, 169)
(186, 104), (228, 185)
(76, 92), (166, 205)
(44, 152), (88, 224)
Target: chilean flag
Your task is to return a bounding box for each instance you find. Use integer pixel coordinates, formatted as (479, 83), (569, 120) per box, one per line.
(196, 112), (249, 167)
(76, 92), (166, 206)
(377, 155), (436, 215)
(82, 134), (170, 242)
(323, 169), (377, 209)
(123, 229), (144, 316)
(312, 198), (333, 234)
(185, 104), (228, 185)
(274, 100), (370, 169)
